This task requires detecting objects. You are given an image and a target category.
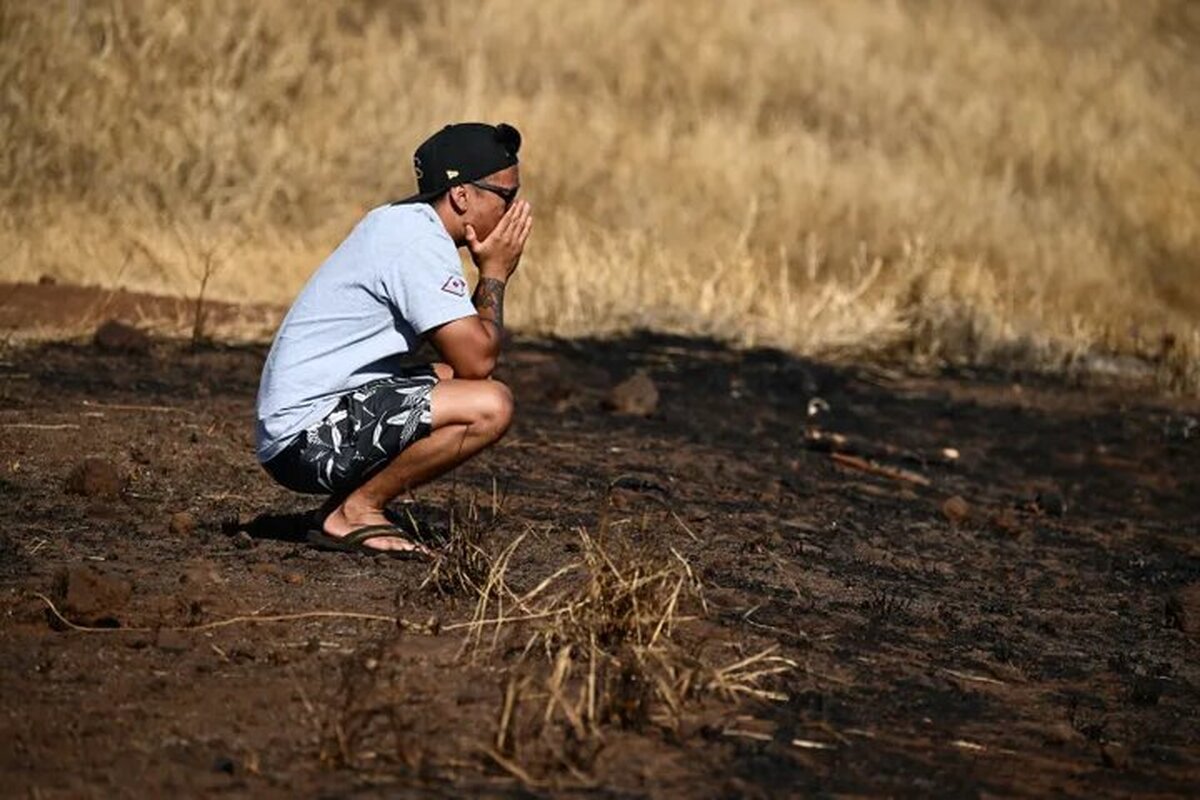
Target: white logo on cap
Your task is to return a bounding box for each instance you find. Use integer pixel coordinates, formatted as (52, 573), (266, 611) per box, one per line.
(446, 169), (460, 179)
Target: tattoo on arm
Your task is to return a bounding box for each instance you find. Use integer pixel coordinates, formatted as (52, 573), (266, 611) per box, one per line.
(473, 277), (506, 330)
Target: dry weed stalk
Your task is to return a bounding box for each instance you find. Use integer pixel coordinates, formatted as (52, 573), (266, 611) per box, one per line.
(458, 528), (796, 780)
(420, 481), (516, 599)
(419, 497), (493, 600)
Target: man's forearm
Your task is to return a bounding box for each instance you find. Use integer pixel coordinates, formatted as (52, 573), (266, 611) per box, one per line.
(473, 276), (507, 354)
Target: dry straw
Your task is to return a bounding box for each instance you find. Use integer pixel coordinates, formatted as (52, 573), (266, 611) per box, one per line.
(2, 1), (1197, 386)
(453, 525), (795, 780)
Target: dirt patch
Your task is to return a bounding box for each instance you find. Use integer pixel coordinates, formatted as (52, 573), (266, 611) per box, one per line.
(1, 283), (1198, 796)
(0, 281), (281, 343)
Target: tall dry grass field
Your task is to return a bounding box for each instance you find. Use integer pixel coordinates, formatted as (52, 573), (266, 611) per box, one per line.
(2, 1), (1198, 385)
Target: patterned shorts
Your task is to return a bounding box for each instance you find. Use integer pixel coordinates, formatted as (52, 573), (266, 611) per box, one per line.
(263, 366), (439, 495)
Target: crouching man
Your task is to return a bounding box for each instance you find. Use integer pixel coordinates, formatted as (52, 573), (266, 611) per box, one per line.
(254, 122), (532, 558)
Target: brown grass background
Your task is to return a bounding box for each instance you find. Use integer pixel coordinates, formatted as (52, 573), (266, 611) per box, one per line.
(2, 0), (1197, 385)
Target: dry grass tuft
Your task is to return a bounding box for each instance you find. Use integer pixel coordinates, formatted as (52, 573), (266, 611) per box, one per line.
(419, 493), (498, 600)
(464, 528), (794, 781)
(3, 0), (1197, 387)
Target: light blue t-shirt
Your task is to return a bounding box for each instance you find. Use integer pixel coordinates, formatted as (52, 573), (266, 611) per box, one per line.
(255, 203), (475, 462)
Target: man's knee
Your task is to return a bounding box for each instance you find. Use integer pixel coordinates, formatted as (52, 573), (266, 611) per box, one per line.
(474, 380), (514, 439)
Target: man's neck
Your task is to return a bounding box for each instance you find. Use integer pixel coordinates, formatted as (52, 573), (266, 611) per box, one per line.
(431, 200), (465, 247)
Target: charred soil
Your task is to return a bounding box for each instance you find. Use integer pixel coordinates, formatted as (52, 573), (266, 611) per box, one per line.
(1, 284), (1198, 797)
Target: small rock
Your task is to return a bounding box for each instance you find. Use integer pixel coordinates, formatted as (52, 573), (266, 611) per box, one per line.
(93, 319), (151, 355)
(1165, 584), (1200, 637)
(1163, 414), (1197, 442)
(180, 560), (223, 588)
(1164, 596), (1183, 630)
(1129, 675), (1164, 706)
(1034, 490), (1067, 517)
(1100, 743), (1132, 770)
(64, 458), (126, 499)
(610, 474), (670, 495)
(988, 508), (1021, 537)
(168, 511), (196, 537)
(1042, 721), (1080, 746)
(155, 628), (190, 654)
(603, 371), (659, 416)
(233, 531), (254, 550)
(56, 565), (132, 627)
(282, 571), (304, 586)
(940, 495), (971, 525)
(37, 274), (57, 286)
(212, 755), (236, 775)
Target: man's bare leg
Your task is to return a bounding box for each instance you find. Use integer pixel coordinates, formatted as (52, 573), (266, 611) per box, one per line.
(321, 374), (513, 553)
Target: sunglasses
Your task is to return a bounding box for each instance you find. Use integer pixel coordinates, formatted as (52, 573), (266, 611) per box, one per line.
(471, 180), (520, 207)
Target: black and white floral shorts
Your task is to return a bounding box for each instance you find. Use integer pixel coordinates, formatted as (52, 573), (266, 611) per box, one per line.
(263, 366), (438, 495)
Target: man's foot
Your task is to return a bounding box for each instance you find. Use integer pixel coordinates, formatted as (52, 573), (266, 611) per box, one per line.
(320, 501), (434, 557)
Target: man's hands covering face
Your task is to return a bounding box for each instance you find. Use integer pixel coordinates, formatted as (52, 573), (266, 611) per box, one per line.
(464, 199), (533, 282)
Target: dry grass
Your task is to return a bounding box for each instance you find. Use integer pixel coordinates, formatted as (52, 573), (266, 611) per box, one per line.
(455, 526), (792, 781)
(2, 0), (1198, 386)
(419, 491), (501, 600)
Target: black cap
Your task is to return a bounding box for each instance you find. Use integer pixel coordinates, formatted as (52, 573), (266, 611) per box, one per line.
(393, 122), (521, 204)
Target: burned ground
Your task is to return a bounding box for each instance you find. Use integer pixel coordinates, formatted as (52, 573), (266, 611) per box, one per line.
(1, 287), (1198, 797)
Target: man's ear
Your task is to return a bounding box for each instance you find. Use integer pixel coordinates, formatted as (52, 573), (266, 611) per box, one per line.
(447, 184), (470, 214)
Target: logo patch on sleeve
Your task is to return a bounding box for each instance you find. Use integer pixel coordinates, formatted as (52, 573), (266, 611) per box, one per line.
(441, 276), (467, 297)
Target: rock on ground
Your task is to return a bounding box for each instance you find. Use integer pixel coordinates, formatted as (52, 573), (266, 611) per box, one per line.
(1165, 584), (1200, 637)
(1034, 490), (1067, 516)
(55, 565), (132, 627)
(941, 495), (971, 525)
(604, 371), (659, 416)
(64, 458), (126, 499)
(168, 511), (197, 536)
(93, 319), (152, 355)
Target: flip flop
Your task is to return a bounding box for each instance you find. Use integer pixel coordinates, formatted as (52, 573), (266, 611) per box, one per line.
(306, 524), (432, 561)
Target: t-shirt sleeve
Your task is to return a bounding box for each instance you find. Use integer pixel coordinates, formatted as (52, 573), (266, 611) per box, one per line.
(381, 234), (477, 335)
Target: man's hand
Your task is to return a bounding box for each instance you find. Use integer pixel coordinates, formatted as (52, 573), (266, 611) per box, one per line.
(429, 200), (531, 380)
(464, 199), (533, 281)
